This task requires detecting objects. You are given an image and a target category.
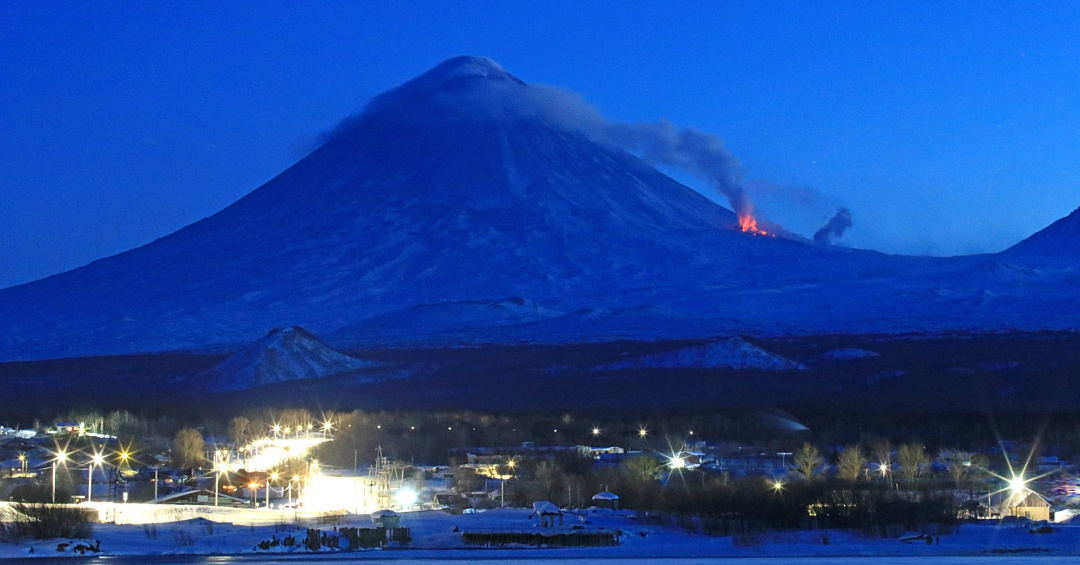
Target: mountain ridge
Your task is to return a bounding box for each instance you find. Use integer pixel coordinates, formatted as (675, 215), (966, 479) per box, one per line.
(1, 56), (1078, 360)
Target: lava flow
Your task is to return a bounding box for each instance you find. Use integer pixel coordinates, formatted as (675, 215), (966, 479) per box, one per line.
(739, 214), (772, 237)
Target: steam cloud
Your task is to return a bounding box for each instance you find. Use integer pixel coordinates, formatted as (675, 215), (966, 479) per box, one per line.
(598, 121), (750, 217)
(813, 207), (853, 245)
(329, 68), (847, 237)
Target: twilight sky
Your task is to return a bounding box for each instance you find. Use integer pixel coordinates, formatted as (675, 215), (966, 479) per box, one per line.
(2, 1), (1079, 289)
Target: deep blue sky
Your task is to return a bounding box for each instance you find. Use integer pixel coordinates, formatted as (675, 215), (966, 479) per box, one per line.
(2, 1), (1079, 289)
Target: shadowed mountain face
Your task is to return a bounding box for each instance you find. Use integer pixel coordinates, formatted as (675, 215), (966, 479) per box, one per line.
(1004, 206), (1080, 263)
(1, 56), (1078, 361)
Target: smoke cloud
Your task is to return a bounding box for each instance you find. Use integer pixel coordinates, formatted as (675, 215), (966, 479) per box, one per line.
(598, 121), (750, 217)
(813, 207), (853, 245)
(324, 66), (845, 237)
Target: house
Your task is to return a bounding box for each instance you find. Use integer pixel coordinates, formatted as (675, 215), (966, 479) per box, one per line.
(149, 488), (249, 507)
(54, 422), (81, 435)
(591, 491), (619, 510)
(1001, 490), (1053, 522)
(530, 500), (564, 527)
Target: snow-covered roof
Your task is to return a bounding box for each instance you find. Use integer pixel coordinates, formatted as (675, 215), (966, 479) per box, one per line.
(149, 489), (248, 505)
(532, 501), (562, 515)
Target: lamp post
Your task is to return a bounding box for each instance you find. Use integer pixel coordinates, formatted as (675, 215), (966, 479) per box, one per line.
(52, 450), (68, 504)
(88, 453), (104, 503)
(213, 451), (222, 507)
(17, 454), (26, 474)
(249, 482), (260, 508)
(267, 472), (279, 509)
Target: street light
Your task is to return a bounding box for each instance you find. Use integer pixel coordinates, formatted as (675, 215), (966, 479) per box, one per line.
(88, 452), (104, 503)
(17, 453), (27, 474)
(1009, 475), (1027, 496)
(213, 451), (225, 507)
(288, 475), (300, 505)
(267, 472), (279, 509)
(52, 450), (68, 503)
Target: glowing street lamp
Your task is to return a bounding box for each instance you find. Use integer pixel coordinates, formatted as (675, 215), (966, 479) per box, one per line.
(1009, 475), (1027, 496)
(88, 452), (105, 503)
(591, 427), (601, 437)
(638, 427), (648, 439)
(52, 450), (68, 504)
(396, 487), (417, 509)
(272, 425), (281, 439)
(17, 453), (27, 474)
(772, 479), (784, 492)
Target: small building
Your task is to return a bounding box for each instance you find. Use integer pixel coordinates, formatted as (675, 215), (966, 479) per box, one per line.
(591, 491), (619, 510)
(530, 501), (564, 527)
(1002, 490), (1053, 522)
(371, 509), (400, 528)
(54, 422), (81, 435)
(149, 489), (249, 507)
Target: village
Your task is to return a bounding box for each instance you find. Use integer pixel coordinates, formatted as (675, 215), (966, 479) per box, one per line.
(2, 409), (1080, 558)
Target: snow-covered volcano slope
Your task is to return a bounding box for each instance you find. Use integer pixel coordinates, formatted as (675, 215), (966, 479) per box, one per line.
(205, 327), (376, 392)
(0, 56), (1078, 361)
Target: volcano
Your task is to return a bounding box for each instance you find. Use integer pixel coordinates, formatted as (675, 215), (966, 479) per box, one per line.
(1, 56), (1079, 361)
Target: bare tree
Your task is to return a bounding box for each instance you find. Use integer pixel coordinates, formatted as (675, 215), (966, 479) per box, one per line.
(229, 416), (251, 447)
(173, 428), (205, 470)
(535, 461), (567, 502)
(938, 449), (975, 490)
(621, 454), (662, 484)
(897, 443), (929, 482)
(967, 453), (991, 491)
(837, 444), (867, 481)
(793, 442), (824, 480)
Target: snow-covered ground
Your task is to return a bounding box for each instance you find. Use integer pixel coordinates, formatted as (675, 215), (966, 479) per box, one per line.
(3, 505), (1080, 560)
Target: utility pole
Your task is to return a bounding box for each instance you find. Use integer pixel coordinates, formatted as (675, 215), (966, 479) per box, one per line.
(214, 453), (220, 507)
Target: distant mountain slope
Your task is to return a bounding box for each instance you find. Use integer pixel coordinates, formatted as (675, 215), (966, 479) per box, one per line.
(594, 338), (804, 371)
(206, 327), (375, 392)
(1003, 206), (1080, 262)
(0, 56), (1078, 361)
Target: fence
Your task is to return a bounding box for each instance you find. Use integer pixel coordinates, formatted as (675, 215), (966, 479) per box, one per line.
(461, 530), (619, 547)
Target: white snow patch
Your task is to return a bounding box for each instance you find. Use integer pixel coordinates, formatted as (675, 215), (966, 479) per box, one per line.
(596, 338), (804, 371)
(207, 326), (376, 391)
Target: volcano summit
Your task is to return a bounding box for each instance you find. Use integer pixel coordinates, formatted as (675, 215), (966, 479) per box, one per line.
(1, 56), (1078, 360)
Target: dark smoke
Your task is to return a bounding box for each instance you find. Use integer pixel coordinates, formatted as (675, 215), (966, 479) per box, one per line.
(599, 121), (750, 217)
(813, 207), (853, 245)
(320, 65), (770, 223)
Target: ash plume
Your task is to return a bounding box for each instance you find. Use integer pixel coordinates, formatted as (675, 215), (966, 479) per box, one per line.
(813, 207), (853, 245)
(599, 121), (750, 217)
